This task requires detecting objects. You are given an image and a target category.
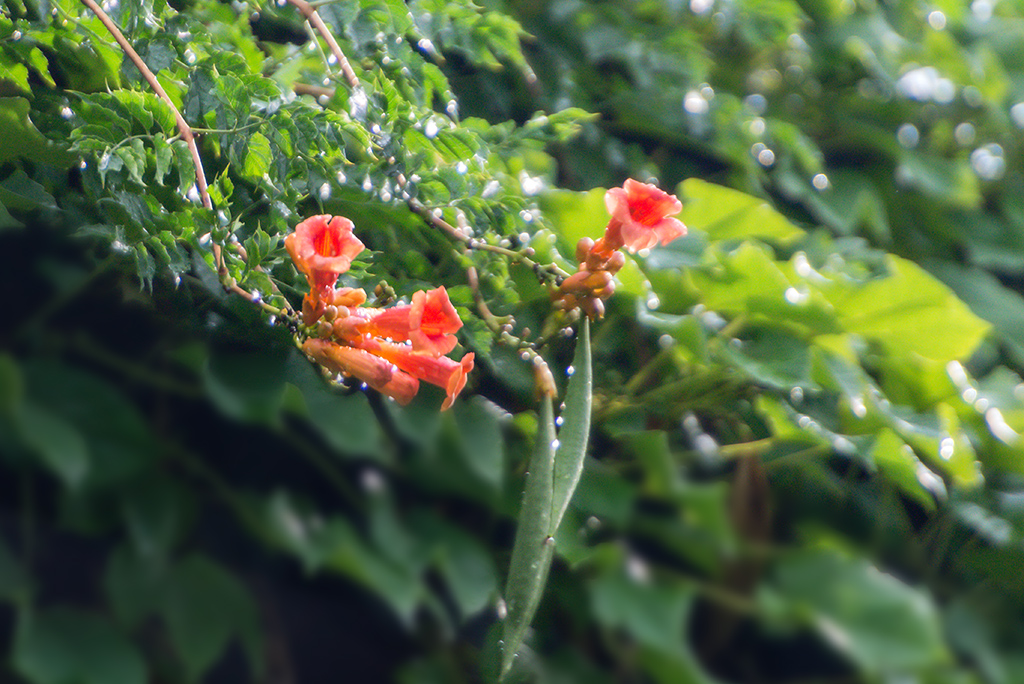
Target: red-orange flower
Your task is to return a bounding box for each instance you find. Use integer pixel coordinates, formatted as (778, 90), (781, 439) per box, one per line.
(351, 286), (462, 355)
(602, 179), (686, 254)
(302, 338), (419, 406)
(361, 338), (474, 411)
(285, 215), (365, 295)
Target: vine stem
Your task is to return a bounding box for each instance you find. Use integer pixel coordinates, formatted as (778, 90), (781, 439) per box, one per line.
(285, 0), (360, 89)
(80, 0), (211, 214)
(80, 0), (225, 275)
(406, 197), (569, 283)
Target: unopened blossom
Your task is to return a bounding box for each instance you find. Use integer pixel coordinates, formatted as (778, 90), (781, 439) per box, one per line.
(360, 338), (475, 411)
(302, 338), (419, 406)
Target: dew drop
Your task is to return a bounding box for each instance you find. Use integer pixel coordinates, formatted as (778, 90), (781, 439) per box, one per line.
(812, 173), (830, 190)
(1011, 103), (1024, 128)
(455, 161), (468, 174)
(833, 436), (855, 454)
(319, 182), (331, 201)
(850, 395), (867, 418)
(11, 30), (21, 40)
(424, 119), (439, 138)
(757, 147), (775, 167)
(566, 365), (575, 377)
(955, 122), (976, 146)
(362, 176), (373, 192)
(790, 386), (804, 403)
(336, 170), (347, 184)
(555, 416), (564, 427)
(897, 123), (919, 148)
(551, 439), (560, 450)
(927, 10), (946, 30)
(60, 106), (73, 120)
(940, 436), (955, 460)
(683, 89), (709, 115)
(646, 294), (660, 309)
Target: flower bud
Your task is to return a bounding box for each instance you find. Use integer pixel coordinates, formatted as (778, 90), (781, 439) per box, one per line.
(575, 236), (595, 263)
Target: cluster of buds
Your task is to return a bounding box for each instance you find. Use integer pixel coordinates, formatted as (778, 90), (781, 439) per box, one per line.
(555, 179), (687, 319)
(286, 215), (474, 410)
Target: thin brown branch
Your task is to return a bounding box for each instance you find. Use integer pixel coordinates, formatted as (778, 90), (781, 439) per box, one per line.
(81, 0), (212, 213)
(406, 197), (569, 283)
(286, 0), (360, 89)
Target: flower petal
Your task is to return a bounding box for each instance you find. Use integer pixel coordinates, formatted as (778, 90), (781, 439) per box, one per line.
(285, 215), (365, 293)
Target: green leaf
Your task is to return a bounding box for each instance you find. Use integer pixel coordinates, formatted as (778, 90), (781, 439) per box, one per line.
(242, 131), (272, 181)
(0, 351), (23, 415)
(0, 534), (30, 603)
(551, 315), (593, 531)
(16, 401), (89, 489)
(679, 178), (805, 243)
(766, 548), (949, 674)
(827, 256), (990, 361)
(539, 187), (607, 255)
(434, 523), (498, 618)
(453, 395), (504, 490)
(202, 345), (288, 424)
(283, 350), (382, 458)
(0, 168), (57, 210)
(501, 394), (557, 678)
(13, 608), (147, 684)
(161, 555), (261, 682)
(0, 61), (30, 94)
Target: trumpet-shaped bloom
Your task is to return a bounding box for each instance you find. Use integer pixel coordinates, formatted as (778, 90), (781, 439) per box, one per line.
(361, 339), (474, 411)
(302, 338), (419, 406)
(603, 179), (686, 253)
(353, 286), (462, 355)
(285, 215), (365, 295)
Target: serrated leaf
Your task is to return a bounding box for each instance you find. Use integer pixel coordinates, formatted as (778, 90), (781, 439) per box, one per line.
(153, 134), (172, 181)
(111, 90), (154, 130)
(115, 146), (145, 185)
(241, 131), (271, 182)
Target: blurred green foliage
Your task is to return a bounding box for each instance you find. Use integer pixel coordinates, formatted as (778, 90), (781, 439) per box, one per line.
(4, 0), (1024, 682)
